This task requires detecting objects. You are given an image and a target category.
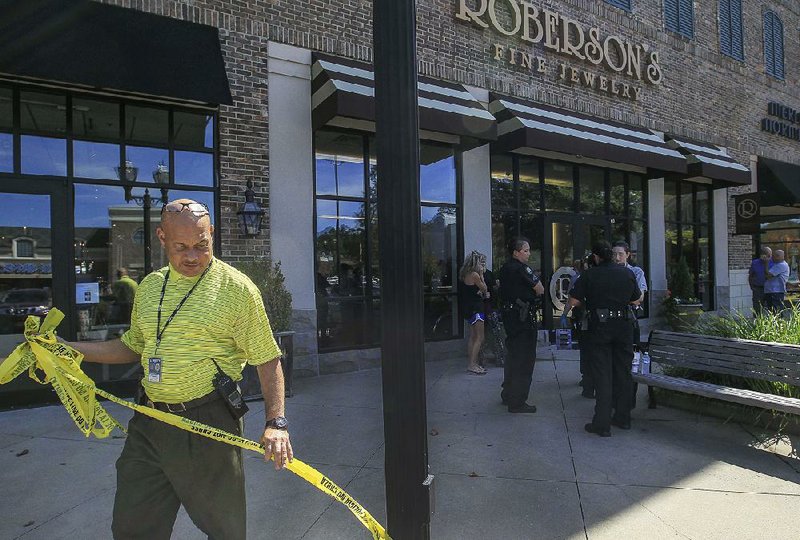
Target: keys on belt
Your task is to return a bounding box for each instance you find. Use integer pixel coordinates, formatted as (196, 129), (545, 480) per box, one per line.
(593, 308), (630, 321)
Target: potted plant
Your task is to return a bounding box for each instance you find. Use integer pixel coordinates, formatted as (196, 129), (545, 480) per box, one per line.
(663, 256), (702, 331)
(233, 258), (295, 397)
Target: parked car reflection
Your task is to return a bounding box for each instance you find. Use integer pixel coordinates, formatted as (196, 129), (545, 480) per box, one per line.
(0, 288), (52, 333)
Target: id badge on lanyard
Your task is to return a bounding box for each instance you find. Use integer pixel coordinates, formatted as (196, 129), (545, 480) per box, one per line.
(148, 356), (163, 382)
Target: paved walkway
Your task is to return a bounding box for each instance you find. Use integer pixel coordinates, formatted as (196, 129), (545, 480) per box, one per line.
(1, 350), (799, 539)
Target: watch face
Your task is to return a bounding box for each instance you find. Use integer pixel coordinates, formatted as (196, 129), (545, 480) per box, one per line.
(270, 416), (288, 429)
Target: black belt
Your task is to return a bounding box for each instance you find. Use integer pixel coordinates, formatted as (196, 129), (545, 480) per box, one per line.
(144, 390), (220, 413)
(592, 308), (630, 321)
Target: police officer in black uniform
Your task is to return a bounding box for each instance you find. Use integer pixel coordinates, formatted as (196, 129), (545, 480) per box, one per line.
(499, 237), (544, 413)
(566, 241), (641, 436)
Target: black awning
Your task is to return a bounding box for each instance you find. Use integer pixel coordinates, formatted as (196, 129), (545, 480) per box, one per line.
(666, 136), (750, 187)
(758, 157), (800, 207)
(312, 53), (496, 148)
(489, 94), (687, 176)
(0, 0), (231, 105)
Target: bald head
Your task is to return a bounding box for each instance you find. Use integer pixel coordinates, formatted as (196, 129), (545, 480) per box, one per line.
(773, 249), (785, 262)
(157, 199), (214, 277)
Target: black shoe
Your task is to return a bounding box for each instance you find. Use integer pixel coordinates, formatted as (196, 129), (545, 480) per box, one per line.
(611, 418), (631, 430)
(584, 423), (611, 437)
(581, 389), (595, 399)
(508, 403), (537, 413)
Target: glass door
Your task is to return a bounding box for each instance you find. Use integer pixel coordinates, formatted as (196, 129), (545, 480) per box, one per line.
(0, 184), (70, 403)
(543, 215), (608, 327)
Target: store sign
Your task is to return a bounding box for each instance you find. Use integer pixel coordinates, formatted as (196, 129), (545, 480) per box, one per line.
(734, 192), (760, 235)
(761, 102), (800, 141)
(455, 0), (663, 101)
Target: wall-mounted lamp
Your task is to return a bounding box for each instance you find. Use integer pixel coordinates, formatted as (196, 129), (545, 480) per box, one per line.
(237, 180), (265, 237)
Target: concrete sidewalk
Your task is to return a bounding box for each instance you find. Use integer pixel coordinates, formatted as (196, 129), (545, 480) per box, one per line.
(1, 350), (799, 539)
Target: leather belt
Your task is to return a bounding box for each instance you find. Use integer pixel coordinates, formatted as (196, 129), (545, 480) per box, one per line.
(145, 390), (220, 413)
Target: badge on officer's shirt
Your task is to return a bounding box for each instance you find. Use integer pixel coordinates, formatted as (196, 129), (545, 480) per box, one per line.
(148, 357), (162, 383)
(526, 267), (533, 274)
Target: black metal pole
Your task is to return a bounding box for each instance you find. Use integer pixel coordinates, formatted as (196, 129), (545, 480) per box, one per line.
(373, 1), (431, 539)
(143, 188), (152, 275)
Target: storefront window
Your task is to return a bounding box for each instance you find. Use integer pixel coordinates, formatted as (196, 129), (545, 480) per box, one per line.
(314, 129), (461, 350)
(73, 99), (120, 140)
(21, 136), (66, 176)
(73, 140), (119, 179)
(491, 155), (649, 321)
(174, 151), (214, 186)
(126, 146), (169, 183)
(20, 91), (66, 134)
(174, 111), (214, 149)
(0, 133), (11, 173)
(0, 87), (11, 128)
(664, 179), (714, 309)
(125, 105), (168, 144)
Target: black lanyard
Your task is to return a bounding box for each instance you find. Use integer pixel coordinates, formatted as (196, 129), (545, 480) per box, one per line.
(155, 260), (212, 351)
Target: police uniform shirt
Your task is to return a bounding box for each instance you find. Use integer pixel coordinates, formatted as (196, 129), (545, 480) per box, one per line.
(121, 257), (282, 403)
(499, 258), (540, 303)
(570, 263), (642, 310)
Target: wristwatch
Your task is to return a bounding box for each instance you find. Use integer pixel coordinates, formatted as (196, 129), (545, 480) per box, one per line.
(265, 416), (288, 430)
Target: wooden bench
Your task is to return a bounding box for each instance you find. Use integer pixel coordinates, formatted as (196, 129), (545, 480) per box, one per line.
(633, 330), (800, 415)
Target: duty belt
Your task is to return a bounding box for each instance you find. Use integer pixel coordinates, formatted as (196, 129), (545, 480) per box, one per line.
(142, 389), (220, 413)
(592, 308), (630, 321)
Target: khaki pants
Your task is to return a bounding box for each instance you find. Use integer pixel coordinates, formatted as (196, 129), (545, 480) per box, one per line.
(112, 398), (245, 540)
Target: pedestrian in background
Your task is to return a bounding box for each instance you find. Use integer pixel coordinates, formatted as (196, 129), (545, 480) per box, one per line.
(764, 249), (790, 314)
(566, 241), (641, 437)
(749, 246), (772, 315)
(567, 255), (594, 399)
(459, 250), (489, 375)
(499, 237), (544, 413)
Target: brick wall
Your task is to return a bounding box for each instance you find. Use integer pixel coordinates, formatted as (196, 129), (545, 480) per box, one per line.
(98, 0), (800, 271)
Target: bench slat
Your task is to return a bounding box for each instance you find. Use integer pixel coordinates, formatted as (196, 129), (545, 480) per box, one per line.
(633, 373), (800, 415)
(652, 332), (800, 363)
(652, 345), (800, 384)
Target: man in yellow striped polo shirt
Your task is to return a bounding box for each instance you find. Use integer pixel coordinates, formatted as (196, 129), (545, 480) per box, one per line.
(65, 199), (290, 539)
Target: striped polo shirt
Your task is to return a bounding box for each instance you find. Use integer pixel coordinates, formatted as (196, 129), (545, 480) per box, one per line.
(121, 258), (282, 403)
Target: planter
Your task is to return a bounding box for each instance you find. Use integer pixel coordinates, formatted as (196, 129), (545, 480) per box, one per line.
(667, 303), (703, 332)
(241, 330), (295, 401)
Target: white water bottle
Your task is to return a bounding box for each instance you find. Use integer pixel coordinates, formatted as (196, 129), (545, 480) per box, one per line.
(641, 352), (651, 374)
(631, 352), (640, 374)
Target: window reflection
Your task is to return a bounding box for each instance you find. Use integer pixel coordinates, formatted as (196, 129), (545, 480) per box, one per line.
(174, 151), (214, 186)
(125, 105), (168, 144)
(21, 136), (66, 176)
(519, 157), (540, 211)
(0, 194), (52, 356)
(315, 131), (364, 197)
(491, 154), (514, 209)
(0, 133), (11, 173)
(73, 99), (120, 140)
(0, 87), (11, 128)
(420, 144), (455, 204)
(20, 91), (66, 133)
(579, 166), (605, 213)
(544, 161), (574, 211)
(174, 111), (214, 148)
(421, 206), (457, 292)
(609, 171), (625, 215)
(127, 146), (169, 184)
(74, 140), (119, 179)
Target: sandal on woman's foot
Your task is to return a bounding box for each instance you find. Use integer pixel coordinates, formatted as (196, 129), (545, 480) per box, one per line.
(467, 367), (487, 375)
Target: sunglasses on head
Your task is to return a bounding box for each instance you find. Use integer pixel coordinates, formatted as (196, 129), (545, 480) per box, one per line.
(161, 201), (210, 216)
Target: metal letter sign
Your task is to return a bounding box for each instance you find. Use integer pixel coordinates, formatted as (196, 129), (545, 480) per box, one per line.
(734, 193), (760, 235)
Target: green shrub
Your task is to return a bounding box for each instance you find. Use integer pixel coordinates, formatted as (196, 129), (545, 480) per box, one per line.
(233, 259), (293, 332)
(669, 256), (695, 301)
(676, 306), (800, 399)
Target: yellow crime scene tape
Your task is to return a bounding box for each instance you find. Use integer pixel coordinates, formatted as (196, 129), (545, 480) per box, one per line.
(0, 309), (390, 540)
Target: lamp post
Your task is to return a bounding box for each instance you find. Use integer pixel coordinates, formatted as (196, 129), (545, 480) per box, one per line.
(374, 1), (431, 538)
(120, 161), (169, 275)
